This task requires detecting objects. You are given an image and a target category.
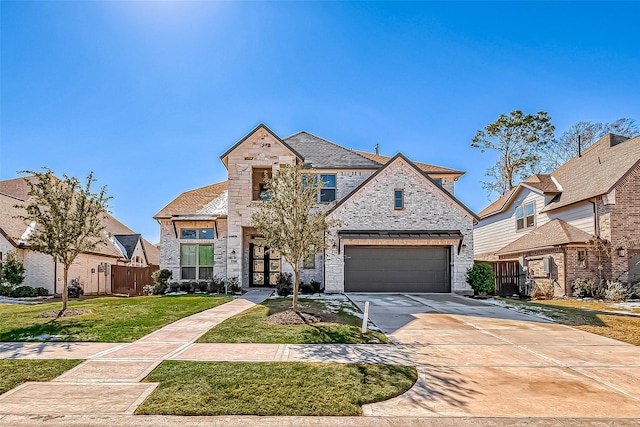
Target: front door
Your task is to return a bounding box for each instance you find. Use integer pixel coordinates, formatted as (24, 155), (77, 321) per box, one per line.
(249, 243), (281, 287)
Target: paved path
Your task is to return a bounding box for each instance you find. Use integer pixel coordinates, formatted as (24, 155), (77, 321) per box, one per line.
(0, 293), (266, 416)
(347, 293), (640, 419)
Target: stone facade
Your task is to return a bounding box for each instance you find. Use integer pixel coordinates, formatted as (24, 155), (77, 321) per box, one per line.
(326, 157), (475, 294)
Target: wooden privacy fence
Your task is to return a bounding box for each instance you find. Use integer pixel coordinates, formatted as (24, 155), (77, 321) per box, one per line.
(111, 265), (159, 296)
(493, 261), (521, 296)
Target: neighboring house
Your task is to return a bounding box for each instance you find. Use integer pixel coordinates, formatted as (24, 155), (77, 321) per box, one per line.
(154, 123), (478, 294)
(474, 134), (640, 296)
(0, 176), (159, 294)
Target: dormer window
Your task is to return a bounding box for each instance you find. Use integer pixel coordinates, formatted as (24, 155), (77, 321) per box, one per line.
(516, 201), (535, 231)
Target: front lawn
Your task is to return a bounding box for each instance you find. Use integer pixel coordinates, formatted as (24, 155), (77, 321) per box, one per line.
(500, 298), (640, 346)
(0, 359), (83, 395)
(0, 295), (231, 342)
(136, 361), (417, 416)
(197, 297), (390, 344)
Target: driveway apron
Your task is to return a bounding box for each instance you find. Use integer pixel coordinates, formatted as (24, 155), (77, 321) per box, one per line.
(348, 293), (640, 419)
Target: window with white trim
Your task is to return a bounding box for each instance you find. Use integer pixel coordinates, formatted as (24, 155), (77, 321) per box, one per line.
(515, 201), (535, 231)
(394, 189), (404, 209)
(319, 174), (336, 202)
(181, 244), (214, 280)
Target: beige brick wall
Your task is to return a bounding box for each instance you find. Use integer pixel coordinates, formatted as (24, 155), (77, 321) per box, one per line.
(609, 164), (640, 282)
(326, 157), (475, 293)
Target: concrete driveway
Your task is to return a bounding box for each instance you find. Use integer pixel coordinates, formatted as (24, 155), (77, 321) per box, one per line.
(348, 293), (640, 419)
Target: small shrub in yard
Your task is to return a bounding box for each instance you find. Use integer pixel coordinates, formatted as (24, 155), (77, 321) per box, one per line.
(152, 269), (173, 295)
(630, 283), (640, 299)
(226, 277), (242, 294)
(180, 282), (193, 293)
(10, 285), (37, 298)
(34, 287), (49, 296)
(604, 281), (631, 302)
(68, 279), (84, 298)
(310, 280), (321, 294)
(276, 273), (293, 297)
(168, 282), (180, 293)
(299, 282), (314, 295)
(530, 280), (554, 300)
(196, 281), (209, 293)
(1, 250), (25, 288)
(466, 263), (495, 296)
(142, 285), (154, 296)
(573, 278), (606, 299)
(208, 276), (225, 294)
(0, 284), (12, 296)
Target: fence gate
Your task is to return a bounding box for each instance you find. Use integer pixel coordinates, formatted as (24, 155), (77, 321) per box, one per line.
(111, 265), (159, 296)
(493, 261), (521, 296)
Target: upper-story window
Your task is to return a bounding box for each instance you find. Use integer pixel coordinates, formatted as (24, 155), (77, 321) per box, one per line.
(181, 228), (215, 239)
(394, 189), (404, 209)
(252, 168), (272, 201)
(515, 201), (535, 231)
(319, 174), (336, 202)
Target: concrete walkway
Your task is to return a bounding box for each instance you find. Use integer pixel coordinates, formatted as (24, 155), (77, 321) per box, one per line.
(348, 293), (640, 419)
(0, 293), (266, 416)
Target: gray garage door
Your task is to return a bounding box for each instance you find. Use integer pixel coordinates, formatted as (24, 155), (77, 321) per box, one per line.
(344, 246), (450, 292)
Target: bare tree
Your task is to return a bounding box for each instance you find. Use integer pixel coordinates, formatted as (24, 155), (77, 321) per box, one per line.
(541, 118), (639, 172)
(472, 110), (555, 199)
(17, 169), (110, 313)
(251, 164), (341, 310)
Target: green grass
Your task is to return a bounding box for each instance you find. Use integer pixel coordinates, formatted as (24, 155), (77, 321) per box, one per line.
(136, 361), (417, 416)
(0, 359), (83, 395)
(0, 295), (231, 342)
(197, 298), (390, 344)
(501, 298), (640, 346)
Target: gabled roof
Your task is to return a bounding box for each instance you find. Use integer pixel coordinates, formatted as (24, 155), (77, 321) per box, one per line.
(284, 132), (381, 169)
(328, 153), (479, 222)
(478, 134), (640, 219)
(219, 123), (304, 167)
(0, 176), (153, 259)
(543, 134), (640, 211)
(355, 151), (465, 176)
(154, 182), (228, 219)
(496, 219), (593, 255)
(113, 234), (141, 260)
(141, 238), (160, 266)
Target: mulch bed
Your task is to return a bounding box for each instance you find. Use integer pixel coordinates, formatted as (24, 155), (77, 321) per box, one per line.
(37, 309), (92, 318)
(266, 310), (321, 325)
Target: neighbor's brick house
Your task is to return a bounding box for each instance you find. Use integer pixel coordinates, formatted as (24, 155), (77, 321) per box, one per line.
(0, 177), (159, 295)
(474, 134), (640, 296)
(154, 124), (478, 294)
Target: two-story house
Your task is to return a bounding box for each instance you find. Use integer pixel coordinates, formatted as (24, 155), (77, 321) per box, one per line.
(474, 134), (640, 296)
(154, 124), (478, 294)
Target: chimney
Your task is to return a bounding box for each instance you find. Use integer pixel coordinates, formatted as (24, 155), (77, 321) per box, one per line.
(374, 143), (380, 155)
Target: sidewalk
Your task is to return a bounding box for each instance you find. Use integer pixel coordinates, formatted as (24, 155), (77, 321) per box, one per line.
(0, 293), (265, 416)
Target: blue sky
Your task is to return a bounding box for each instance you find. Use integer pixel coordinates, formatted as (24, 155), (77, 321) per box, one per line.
(2, 1), (639, 243)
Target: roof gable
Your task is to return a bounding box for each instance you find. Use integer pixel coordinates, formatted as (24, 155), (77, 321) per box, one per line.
(113, 234), (141, 260)
(154, 182), (228, 219)
(219, 123), (304, 168)
(496, 219), (592, 255)
(328, 153), (479, 222)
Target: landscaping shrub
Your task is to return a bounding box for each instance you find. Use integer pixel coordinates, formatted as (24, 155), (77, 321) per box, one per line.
(68, 279), (84, 298)
(168, 282), (180, 293)
(0, 250), (25, 288)
(573, 278), (606, 299)
(151, 269), (173, 295)
(180, 282), (193, 293)
(465, 263), (495, 296)
(310, 280), (321, 294)
(630, 283), (640, 299)
(142, 285), (154, 296)
(604, 281), (631, 302)
(226, 277), (242, 294)
(34, 287), (49, 296)
(196, 281), (209, 293)
(299, 282), (314, 295)
(530, 281), (554, 300)
(10, 285), (36, 298)
(208, 276), (225, 294)
(0, 284), (12, 296)
(275, 273), (293, 297)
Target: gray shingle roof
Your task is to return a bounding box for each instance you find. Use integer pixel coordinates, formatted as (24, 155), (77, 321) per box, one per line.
(284, 132), (381, 169)
(113, 234), (141, 260)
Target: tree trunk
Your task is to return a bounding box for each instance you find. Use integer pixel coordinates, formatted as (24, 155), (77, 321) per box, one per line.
(292, 265), (300, 311)
(62, 265), (69, 312)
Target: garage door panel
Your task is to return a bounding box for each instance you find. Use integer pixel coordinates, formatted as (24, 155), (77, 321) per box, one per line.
(344, 246), (450, 293)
